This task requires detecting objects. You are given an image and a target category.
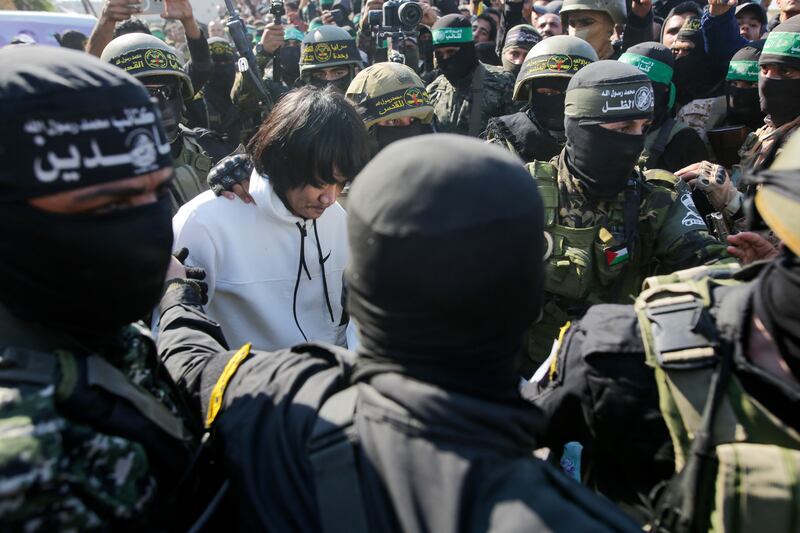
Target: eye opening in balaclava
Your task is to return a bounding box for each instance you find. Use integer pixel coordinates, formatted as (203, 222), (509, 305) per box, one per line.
(528, 76), (569, 132)
(0, 46), (175, 339)
(725, 40), (765, 130)
(758, 17), (800, 127)
(563, 60), (654, 198)
(432, 14), (479, 85)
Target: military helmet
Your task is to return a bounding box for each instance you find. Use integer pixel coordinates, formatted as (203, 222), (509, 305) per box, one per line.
(299, 25), (362, 76)
(513, 35), (598, 101)
(101, 33), (193, 100)
(346, 62), (434, 129)
(560, 0), (627, 27)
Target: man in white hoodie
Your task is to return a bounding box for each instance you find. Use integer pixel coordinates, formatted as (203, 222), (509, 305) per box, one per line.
(173, 86), (371, 351)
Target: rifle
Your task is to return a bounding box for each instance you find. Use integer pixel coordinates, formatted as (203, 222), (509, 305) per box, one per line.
(224, 0), (271, 100)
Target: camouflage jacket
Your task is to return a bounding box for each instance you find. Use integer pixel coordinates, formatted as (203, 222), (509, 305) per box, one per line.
(230, 51), (284, 141)
(427, 62), (519, 137)
(0, 305), (201, 531)
(521, 153), (731, 372)
(675, 95), (727, 146)
(737, 115), (800, 174)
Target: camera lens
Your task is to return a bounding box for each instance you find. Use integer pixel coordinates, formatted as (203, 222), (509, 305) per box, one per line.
(397, 1), (422, 28)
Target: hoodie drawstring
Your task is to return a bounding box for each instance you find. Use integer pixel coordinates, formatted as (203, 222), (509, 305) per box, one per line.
(292, 220), (336, 342)
(313, 219), (335, 323)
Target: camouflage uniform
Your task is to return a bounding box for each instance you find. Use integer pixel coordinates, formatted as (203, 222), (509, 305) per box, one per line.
(0, 308), (200, 530)
(675, 95), (727, 146)
(170, 125), (214, 213)
(230, 51), (286, 142)
(427, 63), (518, 136)
(522, 153), (731, 372)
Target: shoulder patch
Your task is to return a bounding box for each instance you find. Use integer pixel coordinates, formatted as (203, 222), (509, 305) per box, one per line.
(644, 168), (679, 188)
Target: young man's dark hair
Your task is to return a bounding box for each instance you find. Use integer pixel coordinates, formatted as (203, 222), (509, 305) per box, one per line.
(248, 86), (371, 199)
(113, 18), (152, 38)
(476, 13), (498, 42)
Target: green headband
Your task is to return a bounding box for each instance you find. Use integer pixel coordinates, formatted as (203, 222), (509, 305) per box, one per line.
(618, 53), (673, 85)
(565, 81), (654, 120)
(763, 31), (800, 60)
(432, 27), (473, 45)
(727, 59), (759, 82)
(285, 27), (305, 42)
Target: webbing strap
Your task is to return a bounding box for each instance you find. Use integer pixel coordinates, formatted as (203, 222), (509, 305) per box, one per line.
(309, 386), (370, 533)
(86, 355), (188, 441)
(646, 118), (678, 169)
(469, 65), (485, 137)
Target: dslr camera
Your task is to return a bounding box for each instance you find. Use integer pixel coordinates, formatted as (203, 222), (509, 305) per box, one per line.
(367, 0), (422, 35)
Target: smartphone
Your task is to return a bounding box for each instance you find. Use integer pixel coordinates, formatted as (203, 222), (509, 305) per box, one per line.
(138, 0), (165, 15)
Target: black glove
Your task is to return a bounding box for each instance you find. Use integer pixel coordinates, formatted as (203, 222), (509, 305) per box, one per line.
(207, 153), (254, 196)
(172, 248), (209, 305)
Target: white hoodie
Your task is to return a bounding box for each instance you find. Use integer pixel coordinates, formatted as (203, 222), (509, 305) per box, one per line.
(172, 170), (349, 351)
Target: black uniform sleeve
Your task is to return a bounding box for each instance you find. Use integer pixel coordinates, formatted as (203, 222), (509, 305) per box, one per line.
(621, 9), (655, 52)
(157, 279), (231, 412)
(660, 126), (709, 173)
(525, 304), (674, 523)
(496, 1), (525, 55)
(186, 35), (212, 96)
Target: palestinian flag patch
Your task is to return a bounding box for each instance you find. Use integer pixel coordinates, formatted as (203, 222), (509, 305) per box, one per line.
(605, 245), (630, 266)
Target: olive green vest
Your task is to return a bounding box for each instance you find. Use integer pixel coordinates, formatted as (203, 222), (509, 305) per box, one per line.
(635, 264), (800, 533)
(523, 161), (669, 371)
(170, 129), (212, 213)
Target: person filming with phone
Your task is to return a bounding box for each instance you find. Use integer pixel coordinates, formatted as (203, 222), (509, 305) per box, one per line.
(85, 0), (212, 96)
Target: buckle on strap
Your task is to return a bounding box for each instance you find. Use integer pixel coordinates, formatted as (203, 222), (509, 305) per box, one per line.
(645, 295), (718, 369)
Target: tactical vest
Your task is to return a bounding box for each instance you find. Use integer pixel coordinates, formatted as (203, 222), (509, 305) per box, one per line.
(635, 264), (800, 533)
(524, 161), (674, 370)
(170, 127), (213, 213)
(643, 118), (690, 170)
(0, 323), (199, 529)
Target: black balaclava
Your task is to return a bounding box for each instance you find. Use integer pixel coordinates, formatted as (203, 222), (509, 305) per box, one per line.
(563, 60), (654, 198)
(726, 40), (765, 130)
(371, 121), (434, 152)
(670, 14), (723, 105)
(207, 37), (237, 97)
(346, 134), (545, 397)
(432, 14), (479, 85)
(529, 76), (570, 132)
(759, 16), (800, 127)
(475, 41), (501, 66)
(620, 42), (676, 129)
(277, 45), (302, 85)
(0, 46), (174, 340)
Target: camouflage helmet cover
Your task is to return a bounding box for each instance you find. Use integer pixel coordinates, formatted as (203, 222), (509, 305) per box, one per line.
(346, 62), (434, 128)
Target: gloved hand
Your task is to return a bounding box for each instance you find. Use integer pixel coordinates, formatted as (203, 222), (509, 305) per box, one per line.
(676, 161), (741, 215)
(172, 247), (209, 305)
(207, 153), (255, 204)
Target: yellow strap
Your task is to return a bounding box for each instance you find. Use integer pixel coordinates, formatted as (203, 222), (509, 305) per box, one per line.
(549, 321), (572, 382)
(206, 343), (252, 428)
